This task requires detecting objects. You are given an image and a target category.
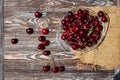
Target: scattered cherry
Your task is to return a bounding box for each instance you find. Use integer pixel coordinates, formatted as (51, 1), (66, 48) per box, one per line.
(42, 40), (50, 46)
(52, 67), (59, 73)
(37, 44), (45, 50)
(43, 65), (50, 72)
(41, 28), (49, 35)
(59, 66), (65, 72)
(34, 11), (42, 18)
(11, 38), (18, 44)
(26, 28), (34, 34)
(43, 50), (51, 56)
(38, 36), (46, 42)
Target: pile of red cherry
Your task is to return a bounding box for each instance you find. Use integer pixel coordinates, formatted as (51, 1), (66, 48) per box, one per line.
(11, 11), (65, 73)
(61, 8), (108, 50)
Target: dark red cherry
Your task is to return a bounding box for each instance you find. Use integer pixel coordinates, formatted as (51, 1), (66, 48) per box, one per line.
(71, 44), (78, 50)
(67, 11), (73, 17)
(42, 40), (50, 46)
(63, 26), (69, 30)
(38, 36), (46, 42)
(34, 11), (42, 18)
(11, 38), (18, 44)
(95, 25), (103, 32)
(79, 45), (85, 49)
(52, 67), (59, 73)
(79, 30), (85, 36)
(98, 11), (104, 17)
(101, 16), (107, 22)
(59, 66), (65, 72)
(61, 35), (66, 40)
(37, 44), (45, 50)
(41, 28), (49, 35)
(61, 20), (66, 25)
(26, 28), (34, 34)
(94, 19), (99, 26)
(43, 65), (50, 72)
(82, 9), (88, 15)
(43, 50), (51, 56)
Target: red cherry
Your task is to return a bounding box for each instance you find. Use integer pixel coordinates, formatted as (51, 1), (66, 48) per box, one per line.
(67, 11), (73, 17)
(94, 19), (99, 26)
(82, 25), (89, 30)
(79, 30), (85, 36)
(34, 11), (42, 18)
(101, 16), (107, 22)
(26, 28), (34, 34)
(43, 66), (50, 72)
(41, 28), (49, 35)
(43, 50), (51, 56)
(98, 11), (104, 17)
(61, 35), (66, 40)
(11, 38), (18, 44)
(63, 26), (69, 30)
(52, 67), (59, 73)
(77, 9), (83, 14)
(74, 14), (79, 19)
(82, 9), (88, 15)
(95, 25), (103, 32)
(59, 66), (65, 72)
(42, 40), (50, 46)
(38, 36), (46, 42)
(37, 44), (45, 50)
(79, 45), (85, 49)
(87, 42), (93, 47)
(71, 44), (78, 50)
(61, 20), (66, 25)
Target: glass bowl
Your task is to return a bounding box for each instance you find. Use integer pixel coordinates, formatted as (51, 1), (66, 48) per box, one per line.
(56, 7), (109, 54)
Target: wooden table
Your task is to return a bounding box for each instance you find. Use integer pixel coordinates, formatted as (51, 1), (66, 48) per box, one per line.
(4, 0), (118, 80)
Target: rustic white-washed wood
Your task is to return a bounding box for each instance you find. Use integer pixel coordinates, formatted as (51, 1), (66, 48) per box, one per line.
(4, 0), (117, 80)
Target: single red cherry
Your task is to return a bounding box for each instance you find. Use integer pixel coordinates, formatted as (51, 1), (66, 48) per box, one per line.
(41, 28), (49, 35)
(71, 44), (78, 50)
(79, 30), (85, 36)
(43, 65), (50, 72)
(98, 11), (104, 17)
(82, 9), (88, 15)
(101, 16), (107, 22)
(11, 38), (18, 44)
(52, 67), (59, 73)
(61, 20), (66, 25)
(34, 11), (42, 18)
(26, 28), (34, 34)
(38, 36), (46, 42)
(43, 50), (51, 56)
(42, 40), (50, 46)
(37, 44), (45, 50)
(63, 26), (69, 30)
(61, 35), (66, 40)
(67, 11), (73, 17)
(87, 42), (93, 47)
(79, 45), (85, 49)
(59, 66), (65, 72)
(95, 25), (103, 32)
(94, 19), (99, 26)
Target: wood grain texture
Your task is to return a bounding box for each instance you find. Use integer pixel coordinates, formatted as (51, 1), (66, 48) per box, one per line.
(4, 0), (117, 80)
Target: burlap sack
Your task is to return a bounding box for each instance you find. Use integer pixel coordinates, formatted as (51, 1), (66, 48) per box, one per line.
(72, 6), (120, 70)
